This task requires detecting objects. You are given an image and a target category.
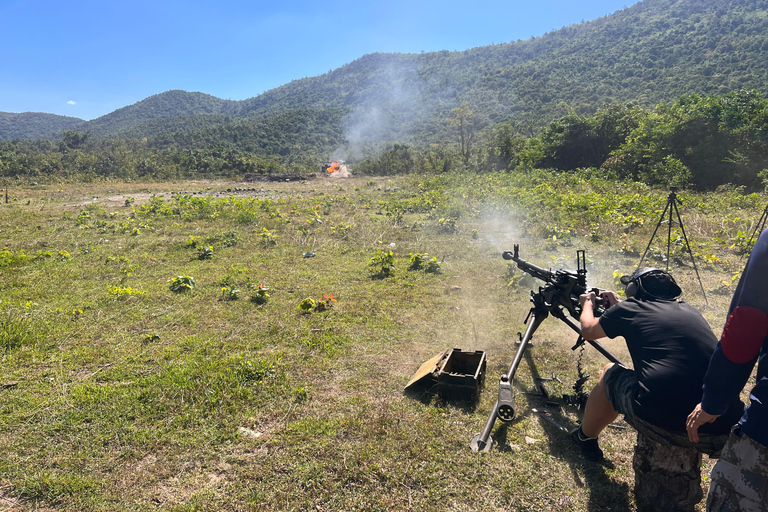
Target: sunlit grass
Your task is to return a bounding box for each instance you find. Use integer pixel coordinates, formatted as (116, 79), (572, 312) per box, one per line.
(0, 172), (761, 510)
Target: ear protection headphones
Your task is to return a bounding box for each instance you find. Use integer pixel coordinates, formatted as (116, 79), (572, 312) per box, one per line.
(621, 268), (682, 300)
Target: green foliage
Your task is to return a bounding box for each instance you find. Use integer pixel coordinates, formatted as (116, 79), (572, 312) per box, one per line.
(106, 286), (146, 299)
(408, 252), (428, 270)
(221, 285), (240, 301)
(0, 248), (31, 268)
(197, 245), (215, 260)
(259, 228), (277, 247)
(314, 294), (337, 312)
(251, 284), (270, 305)
(298, 297), (315, 312)
(0, 310), (37, 351)
(408, 252), (442, 274)
(143, 332), (161, 343)
(368, 249), (395, 277)
(424, 257), (442, 274)
(234, 357), (279, 385)
(168, 275), (196, 293)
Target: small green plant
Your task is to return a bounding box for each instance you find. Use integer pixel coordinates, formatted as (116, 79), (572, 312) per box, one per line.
(298, 297), (315, 313)
(314, 294), (337, 312)
(251, 284), (270, 305)
(197, 245), (215, 260)
(369, 249), (395, 277)
(76, 210), (91, 226)
(294, 386), (308, 402)
(408, 252), (427, 270)
(58, 250), (71, 262)
(260, 227), (277, 247)
(616, 234), (640, 256)
(331, 223), (353, 238)
(221, 285), (240, 301)
(186, 236), (203, 249)
(409, 252), (441, 273)
(437, 217), (457, 233)
(143, 333), (161, 343)
(471, 229), (480, 240)
(424, 257), (442, 274)
(168, 275), (196, 293)
(0, 249), (31, 268)
(219, 229), (241, 248)
(543, 225), (574, 245)
(235, 357), (277, 385)
(107, 286), (146, 299)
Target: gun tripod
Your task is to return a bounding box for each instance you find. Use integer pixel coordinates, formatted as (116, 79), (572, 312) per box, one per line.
(636, 187), (707, 303)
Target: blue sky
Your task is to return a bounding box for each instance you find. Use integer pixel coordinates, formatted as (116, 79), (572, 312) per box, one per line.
(0, 0), (637, 121)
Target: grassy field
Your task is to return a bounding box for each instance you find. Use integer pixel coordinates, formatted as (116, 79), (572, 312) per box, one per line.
(0, 171), (762, 511)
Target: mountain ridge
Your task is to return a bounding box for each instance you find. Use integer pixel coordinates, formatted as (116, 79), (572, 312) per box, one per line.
(3, 0), (767, 150)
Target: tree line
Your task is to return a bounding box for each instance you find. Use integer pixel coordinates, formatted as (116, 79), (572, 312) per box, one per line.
(1, 89), (767, 191)
(360, 89), (768, 191)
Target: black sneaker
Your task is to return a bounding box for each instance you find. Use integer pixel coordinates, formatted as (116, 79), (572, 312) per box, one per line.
(570, 427), (604, 461)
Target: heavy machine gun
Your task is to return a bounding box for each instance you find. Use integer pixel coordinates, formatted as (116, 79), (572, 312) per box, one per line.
(470, 245), (624, 452)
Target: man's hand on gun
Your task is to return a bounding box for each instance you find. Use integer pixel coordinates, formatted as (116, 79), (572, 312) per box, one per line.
(579, 290), (619, 310)
(579, 290), (617, 341)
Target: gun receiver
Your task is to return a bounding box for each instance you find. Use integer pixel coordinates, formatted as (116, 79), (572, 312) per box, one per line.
(471, 245), (624, 452)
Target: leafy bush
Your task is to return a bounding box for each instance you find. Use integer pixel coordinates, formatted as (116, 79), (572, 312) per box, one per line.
(251, 284), (270, 305)
(168, 275), (196, 293)
(298, 297), (315, 313)
(369, 249), (395, 277)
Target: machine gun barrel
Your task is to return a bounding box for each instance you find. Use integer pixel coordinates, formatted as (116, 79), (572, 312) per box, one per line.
(503, 245), (553, 283)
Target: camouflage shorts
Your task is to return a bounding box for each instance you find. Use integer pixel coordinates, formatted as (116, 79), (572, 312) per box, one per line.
(707, 428), (768, 512)
(602, 363), (729, 457)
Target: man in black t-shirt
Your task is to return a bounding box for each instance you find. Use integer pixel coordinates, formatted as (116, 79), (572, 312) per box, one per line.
(571, 267), (744, 462)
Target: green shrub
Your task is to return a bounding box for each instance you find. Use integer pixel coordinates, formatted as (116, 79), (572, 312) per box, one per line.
(168, 275), (196, 293)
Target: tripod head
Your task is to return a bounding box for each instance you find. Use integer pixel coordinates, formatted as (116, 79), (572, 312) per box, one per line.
(668, 186), (682, 204)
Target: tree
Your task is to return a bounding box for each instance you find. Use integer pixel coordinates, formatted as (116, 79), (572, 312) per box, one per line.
(450, 102), (478, 166)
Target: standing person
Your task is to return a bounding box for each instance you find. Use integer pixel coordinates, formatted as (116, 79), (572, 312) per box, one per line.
(572, 267), (743, 462)
(686, 228), (768, 512)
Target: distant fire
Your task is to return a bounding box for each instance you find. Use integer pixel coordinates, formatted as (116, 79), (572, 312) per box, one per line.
(323, 160), (349, 178)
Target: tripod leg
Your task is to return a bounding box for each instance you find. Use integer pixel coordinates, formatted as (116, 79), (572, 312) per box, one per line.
(470, 310), (546, 452)
(637, 199), (672, 271)
(672, 201), (708, 304)
(667, 198), (674, 271)
(745, 202), (768, 257)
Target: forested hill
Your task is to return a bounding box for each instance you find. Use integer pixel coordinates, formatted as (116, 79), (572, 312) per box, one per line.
(2, 0), (768, 149)
(0, 112), (84, 140)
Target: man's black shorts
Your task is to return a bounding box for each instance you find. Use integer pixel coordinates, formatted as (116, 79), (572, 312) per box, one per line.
(603, 363), (729, 457)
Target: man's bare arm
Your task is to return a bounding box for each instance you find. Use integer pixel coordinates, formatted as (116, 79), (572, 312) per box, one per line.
(580, 292), (607, 340)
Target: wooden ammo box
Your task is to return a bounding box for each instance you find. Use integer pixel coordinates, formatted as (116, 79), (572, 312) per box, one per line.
(405, 348), (486, 402)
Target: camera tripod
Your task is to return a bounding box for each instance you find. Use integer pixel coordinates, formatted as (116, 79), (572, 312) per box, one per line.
(636, 187), (707, 303)
(744, 201), (768, 257)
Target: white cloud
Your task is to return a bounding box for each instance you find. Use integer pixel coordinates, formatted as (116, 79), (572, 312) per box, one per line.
(67, 100), (76, 105)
